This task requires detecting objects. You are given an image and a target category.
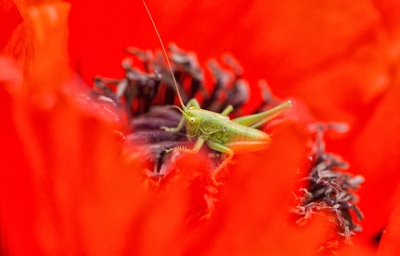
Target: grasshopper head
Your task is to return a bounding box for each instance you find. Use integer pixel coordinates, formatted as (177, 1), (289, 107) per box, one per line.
(184, 107), (202, 136)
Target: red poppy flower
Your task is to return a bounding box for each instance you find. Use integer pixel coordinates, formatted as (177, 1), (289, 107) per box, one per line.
(2, 0), (400, 255)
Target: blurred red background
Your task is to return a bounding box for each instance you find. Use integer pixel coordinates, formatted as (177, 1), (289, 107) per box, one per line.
(2, 0), (400, 254)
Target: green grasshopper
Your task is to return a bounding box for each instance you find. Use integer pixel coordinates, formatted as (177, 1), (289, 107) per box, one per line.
(143, 1), (292, 185)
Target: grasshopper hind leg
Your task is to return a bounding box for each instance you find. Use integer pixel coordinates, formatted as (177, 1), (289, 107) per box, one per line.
(207, 140), (234, 186)
(232, 100), (292, 128)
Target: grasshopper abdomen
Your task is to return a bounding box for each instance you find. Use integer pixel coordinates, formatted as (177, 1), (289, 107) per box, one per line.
(209, 120), (271, 153)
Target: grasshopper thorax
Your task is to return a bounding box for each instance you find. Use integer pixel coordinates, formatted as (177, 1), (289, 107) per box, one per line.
(184, 108), (228, 137)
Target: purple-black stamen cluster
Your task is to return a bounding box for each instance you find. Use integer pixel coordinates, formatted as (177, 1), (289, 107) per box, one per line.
(291, 123), (364, 251)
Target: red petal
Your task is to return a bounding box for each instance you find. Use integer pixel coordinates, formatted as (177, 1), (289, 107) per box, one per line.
(377, 189), (400, 255)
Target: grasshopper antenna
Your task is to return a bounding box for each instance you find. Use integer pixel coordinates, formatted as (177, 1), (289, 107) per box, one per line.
(143, 1), (186, 110)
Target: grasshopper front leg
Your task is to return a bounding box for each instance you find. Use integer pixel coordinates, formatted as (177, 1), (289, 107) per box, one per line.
(161, 98), (201, 132)
(165, 137), (206, 154)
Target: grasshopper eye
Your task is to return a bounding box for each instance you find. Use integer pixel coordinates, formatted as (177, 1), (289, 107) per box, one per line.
(189, 117), (196, 123)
